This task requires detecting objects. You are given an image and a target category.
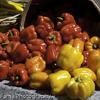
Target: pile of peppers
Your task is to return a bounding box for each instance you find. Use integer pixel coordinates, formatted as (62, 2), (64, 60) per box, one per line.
(0, 12), (100, 100)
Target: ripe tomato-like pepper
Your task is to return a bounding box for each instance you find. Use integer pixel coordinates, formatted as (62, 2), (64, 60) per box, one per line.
(0, 45), (8, 60)
(96, 67), (100, 88)
(60, 23), (81, 42)
(0, 32), (8, 43)
(85, 36), (100, 51)
(45, 31), (62, 46)
(25, 56), (46, 74)
(6, 28), (20, 41)
(36, 16), (54, 28)
(35, 16), (54, 39)
(6, 41), (20, 54)
(11, 44), (29, 63)
(69, 38), (84, 52)
(27, 39), (47, 54)
(87, 50), (100, 72)
(0, 60), (10, 80)
(31, 51), (44, 58)
(66, 76), (95, 100)
(82, 50), (89, 66)
(8, 64), (29, 86)
(79, 31), (89, 42)
(20, 25), (37, 42)
(57, 44), (84, 72)
(56, 13), (76, 30)
(46, 45), (60, 64)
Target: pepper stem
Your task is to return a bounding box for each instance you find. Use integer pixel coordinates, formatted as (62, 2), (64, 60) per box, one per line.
(15, 76), (20, 80)
(48, 34), (56, 42)
(57, 17), (64, 21)
(75, 77), (82, 83)
(93, 43), (99, 49)
(9, 31), (14, 37)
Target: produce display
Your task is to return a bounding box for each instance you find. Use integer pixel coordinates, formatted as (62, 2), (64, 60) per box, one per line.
(0, 12), (100, 100)
(0, 0), (26, 32)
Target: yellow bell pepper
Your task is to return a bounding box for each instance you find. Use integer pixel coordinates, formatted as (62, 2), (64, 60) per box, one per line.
(66, 76), (95, 100)
(71, 67), (97, 81)
(85, 36), (100, 51)
(25, 56), (46, 74)
(96, 67), (100, 88)
(29, 72), (49, 89)
(49, 70), (71, 95)
(57, 44), (84, 72)
(87, 50), (100, 72)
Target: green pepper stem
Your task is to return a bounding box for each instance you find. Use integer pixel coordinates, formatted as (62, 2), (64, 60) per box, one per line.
(75, 77), (82, 83)
(48, 34), (56, 42)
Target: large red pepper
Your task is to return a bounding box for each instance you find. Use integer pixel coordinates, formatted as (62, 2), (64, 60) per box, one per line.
(35, 16), (54, 39)
(76, 31), (89, 42)
(60, 23), (81, 42)
(36, 16), (54, 28)
(46, 45), (60, 64)
(0, 45), (8, 60)
(45, 31), (62, 46)
(56, 13), (76, 30)
(0, 60), (10, 80)
(6, 41), (20, 54)
(20, 25), (37, 42)
(0, 32), (8, 43)
(6, 28), (20, 41)
(27, 39), (47, 54)
(8, 64), (29, 86)
(11, 44), (29, 63)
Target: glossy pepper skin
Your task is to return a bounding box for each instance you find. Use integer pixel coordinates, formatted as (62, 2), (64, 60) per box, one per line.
(60, 23), (81, 42)
(0, 60), (10, 80)
(71, 67), (97, 81)
(56, 13), (76, 30)
(11, 44), (29, 63)
(45, 31), (62, 46)
(35, 16), (54, 39)
(49, 70), (71, 95)
(57, 44), (84, 72)
(79, 31), (89, 42)
(6, 41), (20, 54)
(29, 72), (48, 89)
(0, 32), (8, 43)
(6, 28), (20, 41)
(66, 76), (95, 100)
(27, 39), (47, 54)
(82, 50), (89, 66)
(96, 67), (100, 88)
(25, 56), (46, 74)
(69, 38), (84, 52)
(85, 36), (100, 51)
(8, 64), (29, 86)
(0, 45), (8, 60)
(46, 45), (60, 64)
(20, 25), (37, 43)
(87, 50), (100, 72)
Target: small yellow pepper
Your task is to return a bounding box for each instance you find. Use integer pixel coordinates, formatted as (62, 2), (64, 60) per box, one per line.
(71, 67), (97, 81)
(66, 76), (95, 100)
(85, 36), (100, 51)
(25, 56), (46, 74)
(96, 67), (100, 88)
(69, 38), (84, 52)
(57, 44), (84, 72)
(29, 72), (49, 89)
(49, 70), (71, 95)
